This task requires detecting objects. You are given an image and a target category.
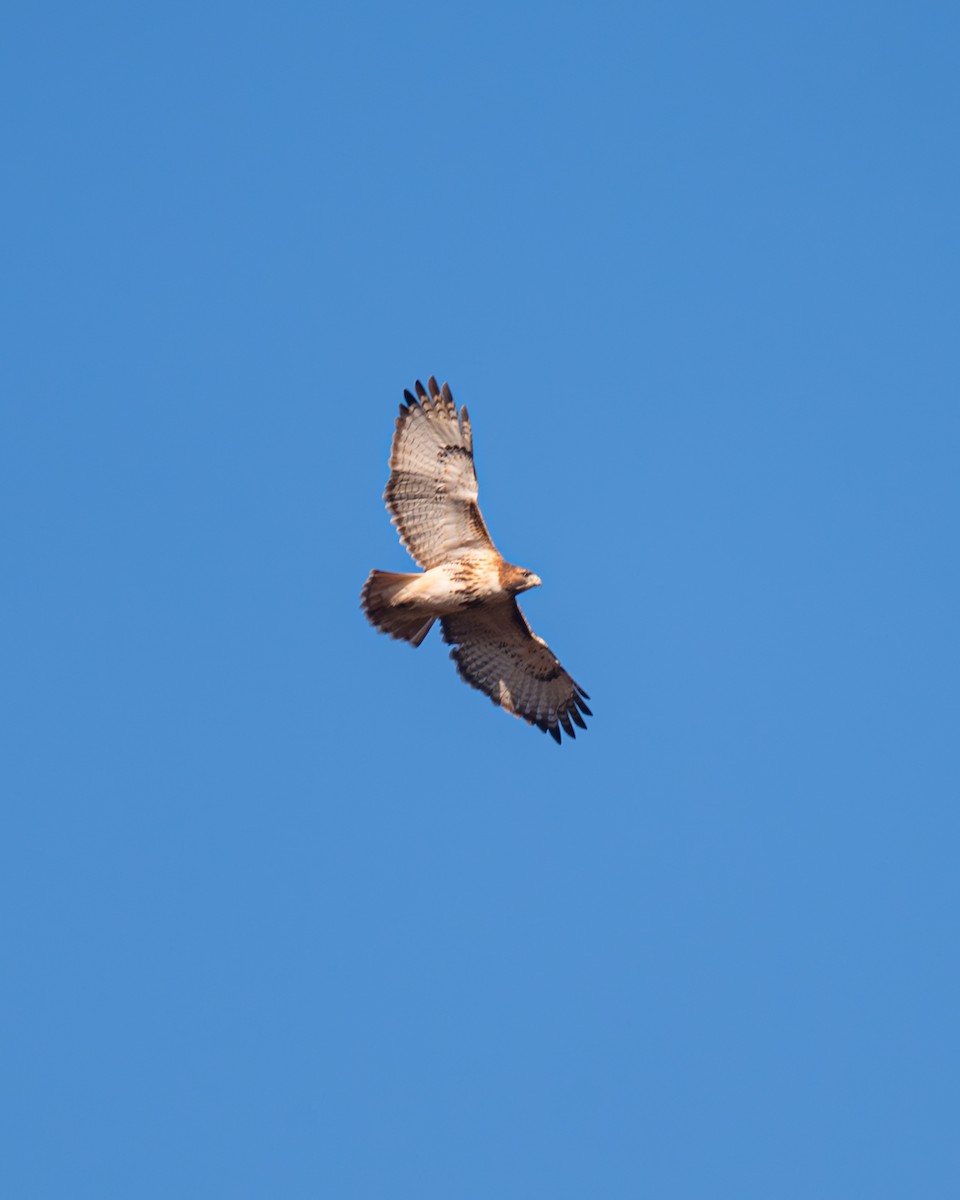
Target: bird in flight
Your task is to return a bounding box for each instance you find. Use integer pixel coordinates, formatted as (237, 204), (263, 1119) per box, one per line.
(361, 377), (590, 743)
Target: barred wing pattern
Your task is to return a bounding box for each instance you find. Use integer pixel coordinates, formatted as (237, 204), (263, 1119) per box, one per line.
(384, 377), (496, 570)
(441, 602), (591, 743)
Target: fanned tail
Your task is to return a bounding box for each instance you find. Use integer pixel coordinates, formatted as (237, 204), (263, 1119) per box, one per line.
(360, 571), (435, 647)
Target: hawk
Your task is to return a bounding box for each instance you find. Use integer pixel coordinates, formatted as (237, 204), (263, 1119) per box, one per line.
(361, 377), (590, 743)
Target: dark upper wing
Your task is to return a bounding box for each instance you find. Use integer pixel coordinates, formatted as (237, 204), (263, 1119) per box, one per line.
(384, 377), (497, 570)
(441, 600), (591, 743)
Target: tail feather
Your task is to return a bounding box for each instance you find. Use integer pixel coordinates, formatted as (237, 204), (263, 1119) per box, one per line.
(360, 570), (435, 647)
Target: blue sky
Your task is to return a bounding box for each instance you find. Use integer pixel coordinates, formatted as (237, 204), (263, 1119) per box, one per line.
(2, 2), (958, 1196)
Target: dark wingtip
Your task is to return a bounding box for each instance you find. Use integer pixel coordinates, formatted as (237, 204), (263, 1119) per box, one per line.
(427, 376), (440, 398)
(414, 379), (427, 399)
(570, 707), (587, 730)
(441, 382), (454, 406)
(548, 724), (562, 745)
(577, 700), (592, 718)
(402, 389), (416, 408)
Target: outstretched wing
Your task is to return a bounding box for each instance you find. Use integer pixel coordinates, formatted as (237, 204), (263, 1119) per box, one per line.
(441, 601), (591, 744)
(384, 377), (497, 570)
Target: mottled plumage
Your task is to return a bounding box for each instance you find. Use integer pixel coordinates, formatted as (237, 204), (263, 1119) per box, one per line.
(361, 377), (590, 743)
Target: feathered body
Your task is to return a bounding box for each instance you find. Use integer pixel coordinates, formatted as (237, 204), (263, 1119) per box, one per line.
(361, 377), (590, 743)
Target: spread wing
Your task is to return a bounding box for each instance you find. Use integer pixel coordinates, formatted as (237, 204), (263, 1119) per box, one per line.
(441, 601), (591, 744)
(384, 377), (497, 570)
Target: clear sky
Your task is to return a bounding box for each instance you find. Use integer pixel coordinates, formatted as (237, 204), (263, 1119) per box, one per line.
(3, 2), (958, 1196)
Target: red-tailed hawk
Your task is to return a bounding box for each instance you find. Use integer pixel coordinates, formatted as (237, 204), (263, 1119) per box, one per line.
(361, 377), (590, 743)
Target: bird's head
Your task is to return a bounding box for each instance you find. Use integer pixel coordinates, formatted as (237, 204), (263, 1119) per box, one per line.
(522, 570), (543, 592)
(502, 565), (542, 595)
